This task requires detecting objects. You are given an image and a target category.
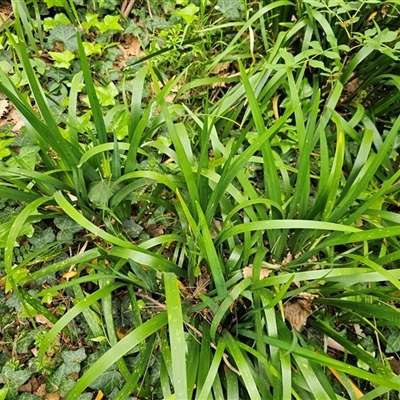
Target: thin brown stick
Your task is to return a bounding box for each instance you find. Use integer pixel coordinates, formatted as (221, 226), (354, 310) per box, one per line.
(123, 0), (136, 18)
(184, 321), (241, 376)
(121, 0), (128, 15)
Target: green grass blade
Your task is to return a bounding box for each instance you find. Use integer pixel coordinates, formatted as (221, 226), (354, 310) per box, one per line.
(67, 312), (168, 399)
(197, 203), (228, 298)
(223, 330), (262, 400)
(210, 278), (252, 341)
(196, 339), (225, 400)
(164, 273), (187, 398)
(216, 220), (360, 246)
(205, 108), (293, 223)
(76, 33), (107, 144)
(239, 329), (400, 391)
(38, 282), (123, 363)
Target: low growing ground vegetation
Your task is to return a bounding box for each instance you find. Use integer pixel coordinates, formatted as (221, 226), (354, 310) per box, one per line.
(1, 0), (400, 398)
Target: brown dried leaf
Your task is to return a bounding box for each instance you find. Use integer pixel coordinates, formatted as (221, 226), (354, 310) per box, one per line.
(281, 252), (292, 266)
(68, 372), (79, 380)
(242, 265), (271, 280)
(389, 358), (400, 375)
(327, 337), (347, 353)
(35, 383), (47, 396)
(296, 292), (319, 301)
(284, 300), (311, 332)
(0, 99), (9, 118)
(18, 381), (32, 393)
(45, 392), (60, 400)
(35, 314), (54, 328)
(117, 34), (145, 68)
(212, 61), (230, 75)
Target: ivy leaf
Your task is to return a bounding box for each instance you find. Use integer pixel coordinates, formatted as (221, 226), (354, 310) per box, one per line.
(48, 24), (78, 52)
(49, 49), (75, 69)
(82, 83), (118, 107)
(105, 106), (129, 140)
(215, 0), (243, 19)
(82, 13), (100, 30)
(6, 145), (40, 170)
(16, 330), (37, 354)
(43, 13), (71, 31)
(0, 366), (31, 394)
(121, 218), (143, 239)
(46, 363), (70, 392)
(0, 137), (14, 160)
(97, 0), (120, 11)
(43, 0), (64, 7)
(176, 4), (200, 24)
(88, 370), (124, 394)
(83, 42), (103, 56)
(61, 348), (87, 369)
(28, 227), (55, 249)
(47, 349), (86, 393)
(0, 60), (13, 74)
(386, 328), (400, 353)
(54, 216), (82, 242)
(98, 15), (123, 34)
(88, 180), (114, 208)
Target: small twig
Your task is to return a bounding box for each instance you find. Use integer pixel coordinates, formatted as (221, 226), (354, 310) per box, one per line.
(146, 0), (153, 19)
(135, 291), (167, 311)
(121, 0), (128, 15)
(123, 0), (136, 18)
(184, 321), (241, 376)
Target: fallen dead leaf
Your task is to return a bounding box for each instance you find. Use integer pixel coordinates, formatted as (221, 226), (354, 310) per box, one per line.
(68, 372), (79, 381)
(390, 358), (400, 375)
(212, 61), (230, 75)
(281, 252), (292, 266)
(18, 381), (32, 393)
(94, 390), (105, 400)
(117, 34), (145, 68)
(35, 383), (47, 397)
(296, 292), (319, 301)
(45, 392), (60, 400)
(242, 265), (271, 280)
(327, 337), (347, 353)
(35, 314), (54, 328)
(146, 224), (164, 237)
(0, 99), (9, 117)
(62, 270), (77, 281)
(284, 300), (312, 332)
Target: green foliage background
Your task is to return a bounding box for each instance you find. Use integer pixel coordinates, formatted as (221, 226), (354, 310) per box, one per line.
(0, 0), (400, 399)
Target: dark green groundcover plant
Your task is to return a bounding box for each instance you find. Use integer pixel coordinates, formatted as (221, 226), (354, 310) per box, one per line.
(1, 0), (400, 399)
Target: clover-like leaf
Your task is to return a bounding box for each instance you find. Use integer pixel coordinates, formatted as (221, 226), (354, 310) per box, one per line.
(54, 216), (82, 242)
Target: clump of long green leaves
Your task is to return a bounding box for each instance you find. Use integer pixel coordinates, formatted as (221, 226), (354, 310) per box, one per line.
(2, 0), (400, 399)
